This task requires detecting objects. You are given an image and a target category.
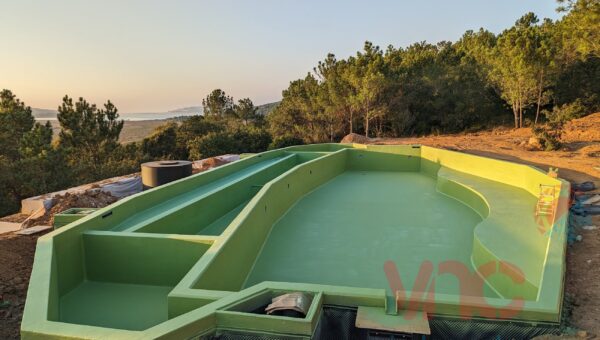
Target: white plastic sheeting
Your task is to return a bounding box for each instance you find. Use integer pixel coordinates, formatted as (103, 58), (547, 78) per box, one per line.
(98, 176), (143, 198)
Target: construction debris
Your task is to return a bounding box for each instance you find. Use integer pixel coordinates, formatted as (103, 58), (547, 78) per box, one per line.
(0, 222), (21, 235)
(0, 214), (29, 224)
(16, 225), (52, 235)
(582, 194), (600, 206)
(21, 191), (118, 228)
(20, 174), (141, 215)
(573, 193), (600, 217)
(96, 176), (143, 198)
(587, 206), (600, 215)
(192, 154), (239, 174)
(265, 292), (313, 317)
(10, 154), (240, 230)
(573, 181), (596, 192)
(19, 155), (239, 216)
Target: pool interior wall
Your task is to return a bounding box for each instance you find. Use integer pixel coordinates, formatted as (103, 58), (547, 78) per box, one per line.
(21, 144), (569, 339)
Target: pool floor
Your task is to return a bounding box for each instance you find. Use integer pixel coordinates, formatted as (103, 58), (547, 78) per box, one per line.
(59, 281), (171, 330)
(245, 171), (491, 298)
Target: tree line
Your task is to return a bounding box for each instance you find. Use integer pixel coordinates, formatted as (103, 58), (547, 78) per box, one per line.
(1, 0), (597, 216)
(0, 89), (277, 216)
(268, 0), (599, 142)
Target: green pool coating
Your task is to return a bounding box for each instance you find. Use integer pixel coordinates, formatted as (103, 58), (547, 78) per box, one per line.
(60, 282), (171, 330)
(53, 208), (99, 229)
(244, 171), (485, 297)
(22, 144), (569, 339)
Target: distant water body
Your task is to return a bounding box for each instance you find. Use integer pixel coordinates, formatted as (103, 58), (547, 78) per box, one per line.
(35, 111), (200, 121)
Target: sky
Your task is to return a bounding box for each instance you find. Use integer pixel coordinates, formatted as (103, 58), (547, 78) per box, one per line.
(0, 1), (562, 113)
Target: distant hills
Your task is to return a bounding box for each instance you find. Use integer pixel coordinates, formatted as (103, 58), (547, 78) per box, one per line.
(167, 106), (203, 115)
(166, 102), (279, 116)
(31, 102), (279, 120)
(256, 102), (279, 116)
(31, 108), (59, 119)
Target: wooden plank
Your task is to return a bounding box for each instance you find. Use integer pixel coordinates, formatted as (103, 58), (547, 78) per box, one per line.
(0, 221), (22, 235)
(356, 306), (430, 335)
(16, 225), (52, 235)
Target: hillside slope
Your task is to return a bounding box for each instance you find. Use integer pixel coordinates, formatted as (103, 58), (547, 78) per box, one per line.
(372, 112), (600, 185)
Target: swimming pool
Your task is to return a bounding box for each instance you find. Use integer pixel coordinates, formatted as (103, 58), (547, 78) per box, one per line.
(21, 144), (569, 339)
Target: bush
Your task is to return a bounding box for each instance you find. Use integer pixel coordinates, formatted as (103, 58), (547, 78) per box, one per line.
(101, 143), (145, 178)
(234, 127), (272, 153)
(268, 136), (305, 150)
(543, 99), (587, 124)
(531, 100), (589, 152)
(532, 122), (563, 151)
(187, 127), (272, 160)
(176, 115), (224, 156)
(141, 122), (182, 159)
(188, 131), (237, 160)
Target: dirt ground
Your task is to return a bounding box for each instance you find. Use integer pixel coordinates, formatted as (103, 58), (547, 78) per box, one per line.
(0, 190), (118, 339)
(0, 232), (47, 340)
(1, 114), (598, 339)
(374, 113), (600, 186)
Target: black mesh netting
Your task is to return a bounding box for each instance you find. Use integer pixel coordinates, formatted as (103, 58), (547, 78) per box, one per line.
(428, 317), (560, 340)
(203, 306), (559, 340)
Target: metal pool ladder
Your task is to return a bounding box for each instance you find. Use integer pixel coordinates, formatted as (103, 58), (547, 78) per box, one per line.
(535, 184), (556, 216)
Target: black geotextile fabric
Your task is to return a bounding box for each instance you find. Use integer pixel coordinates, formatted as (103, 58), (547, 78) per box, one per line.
(204, 306), (560, 340)
(428, 317), (560, 340)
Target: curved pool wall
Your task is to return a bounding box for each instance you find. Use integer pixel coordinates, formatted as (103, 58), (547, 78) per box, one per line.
(21, 144), (569, 339)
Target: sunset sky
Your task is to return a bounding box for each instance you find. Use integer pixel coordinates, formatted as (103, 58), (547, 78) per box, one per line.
(1, 0), (562, 113)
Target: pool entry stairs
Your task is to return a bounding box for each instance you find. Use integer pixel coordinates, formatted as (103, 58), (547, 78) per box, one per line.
(536, 184), (557, 217)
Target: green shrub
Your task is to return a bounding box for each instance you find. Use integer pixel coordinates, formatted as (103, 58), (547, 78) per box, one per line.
(532, 122), (563, 151)
(141, 122), (182, 159)
(543, 99), (587, 124)
(188, 131), (237, 160)
(187, 127), (272, 160)
(532, 100), (589, 151)
(268, 136), (305, 150)
(234, 127), (272, 153)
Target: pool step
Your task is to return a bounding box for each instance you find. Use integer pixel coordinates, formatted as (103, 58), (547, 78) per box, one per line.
(356, 306), (430, 336)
